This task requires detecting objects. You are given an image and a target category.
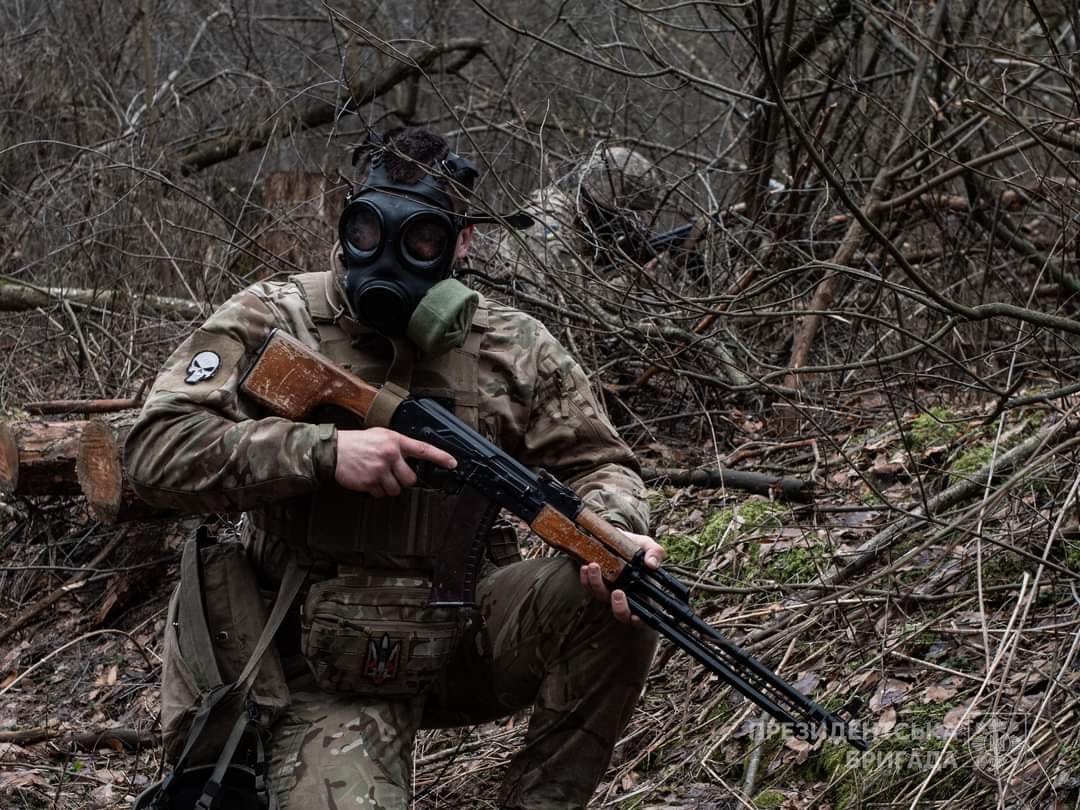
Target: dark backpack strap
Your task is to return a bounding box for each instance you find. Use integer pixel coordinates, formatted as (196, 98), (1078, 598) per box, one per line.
(234, 554), (305, 692)
(178, 531), (225, 691)
(157, 683), (236, 801)
(195, 710), (253, 810)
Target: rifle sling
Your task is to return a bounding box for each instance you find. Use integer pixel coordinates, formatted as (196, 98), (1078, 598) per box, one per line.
(366, 337), (414, 428)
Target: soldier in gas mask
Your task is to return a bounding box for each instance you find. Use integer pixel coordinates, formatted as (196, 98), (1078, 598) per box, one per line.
(126, 128), (663, 809)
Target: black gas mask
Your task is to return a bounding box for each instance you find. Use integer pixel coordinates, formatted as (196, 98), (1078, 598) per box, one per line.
(339, 146), (475, 337)
(338, 138), (534, 354)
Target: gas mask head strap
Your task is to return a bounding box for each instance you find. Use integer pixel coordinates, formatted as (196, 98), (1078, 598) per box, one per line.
(351, 134), (533, 231)
(352, 136), (477, 226)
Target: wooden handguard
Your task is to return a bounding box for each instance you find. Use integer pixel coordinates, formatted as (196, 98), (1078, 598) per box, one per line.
(240, 330), (379, 421)
(575, 508), (645, 563)
(530, 505), (627, 582)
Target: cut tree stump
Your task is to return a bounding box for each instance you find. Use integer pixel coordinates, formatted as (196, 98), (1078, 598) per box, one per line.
(0, 420), (87, 496)
(76, 415), (168, 524)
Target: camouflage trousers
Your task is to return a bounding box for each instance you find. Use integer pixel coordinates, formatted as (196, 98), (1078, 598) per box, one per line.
(267, 556), (658, 809)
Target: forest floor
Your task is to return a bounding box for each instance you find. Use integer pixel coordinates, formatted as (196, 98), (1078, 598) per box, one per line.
(1, 387), (1079, 809)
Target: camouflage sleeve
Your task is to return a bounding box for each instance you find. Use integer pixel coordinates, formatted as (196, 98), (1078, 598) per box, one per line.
(124, 283), (337, 513)
(518, 326), (650, 534)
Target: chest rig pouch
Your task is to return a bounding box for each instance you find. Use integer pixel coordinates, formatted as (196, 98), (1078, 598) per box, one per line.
(283, 271), (499, 698)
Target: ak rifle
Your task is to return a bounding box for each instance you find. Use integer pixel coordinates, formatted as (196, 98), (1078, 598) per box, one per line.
(239, 329), (867, 750)
(646, 221), (698, 256)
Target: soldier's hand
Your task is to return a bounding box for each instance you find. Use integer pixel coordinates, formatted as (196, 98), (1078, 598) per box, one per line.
(579, 531), (665, 627)
(334, 428), (456, 498)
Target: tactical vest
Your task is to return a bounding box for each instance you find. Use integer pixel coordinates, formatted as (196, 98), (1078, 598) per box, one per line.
(249, 271), (499, 576)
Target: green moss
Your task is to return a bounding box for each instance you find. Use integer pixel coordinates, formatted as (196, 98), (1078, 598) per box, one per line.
(647, 487), (674, 513)
(898, 621), (938, 652)
(902, 701), (951, 725)
(818, 739), (851, 773)
(1018, 409), (1047, 435)
(662, 533), (704, 565)
(698, 508), (736, 547)
(949, 443), (995, 480)
(700, 698), (733, 727)
(759, 544), (830, 584)
(667, 500), (787, 571)
(819, 711), (965, 809)
(860, 488), (887, 506)
(908, 407), (963, 452)
(1065, 540), (1080, 574)
(753, 789), (787, 809)
(735, 499), (786, 532)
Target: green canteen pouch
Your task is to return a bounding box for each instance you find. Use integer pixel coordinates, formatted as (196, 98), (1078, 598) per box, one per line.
(405, 278), (479, 357)
(161, 535), (290, 763)
(300, 573), (460, 698)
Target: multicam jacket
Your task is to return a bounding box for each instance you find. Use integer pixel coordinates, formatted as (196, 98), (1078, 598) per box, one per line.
(125, 270), (649, 575)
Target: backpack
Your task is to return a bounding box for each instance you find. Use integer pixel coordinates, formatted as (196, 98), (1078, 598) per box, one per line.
(136, 527), (305, 810)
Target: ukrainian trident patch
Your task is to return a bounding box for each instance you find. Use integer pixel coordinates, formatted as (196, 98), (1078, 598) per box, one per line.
(365, 633), (402, 685)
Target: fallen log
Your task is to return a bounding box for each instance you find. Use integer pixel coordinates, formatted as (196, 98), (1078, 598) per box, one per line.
(0, 279), (205, 320)
(25, 397), (143, 416)
(0, 726), (158, 752)
(76, 416), (168, 524)
(640, 467), (814, 502)
(0, 420), (87, 496)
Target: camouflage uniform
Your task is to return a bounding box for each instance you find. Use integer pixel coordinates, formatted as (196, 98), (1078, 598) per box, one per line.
(127, 267), (655, 809)
(488, 147), (660, 291)
(492, 185), (590, 284)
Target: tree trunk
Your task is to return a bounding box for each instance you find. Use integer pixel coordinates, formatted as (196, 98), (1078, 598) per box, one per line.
(76, 415), (169, 524)
(0, 420), (87, 496)
(255, 170), (345, 276)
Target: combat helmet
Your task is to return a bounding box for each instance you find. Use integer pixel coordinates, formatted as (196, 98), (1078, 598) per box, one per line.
(577, 146), (659, 212)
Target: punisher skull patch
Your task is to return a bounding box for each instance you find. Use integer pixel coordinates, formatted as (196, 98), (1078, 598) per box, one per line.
(185, 350), (221, 384)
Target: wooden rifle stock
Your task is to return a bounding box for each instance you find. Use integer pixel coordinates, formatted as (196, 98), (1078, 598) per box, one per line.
(240, 330), (379, 422)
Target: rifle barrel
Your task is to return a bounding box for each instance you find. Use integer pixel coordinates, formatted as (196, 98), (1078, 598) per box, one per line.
(621, 559), (868, 750)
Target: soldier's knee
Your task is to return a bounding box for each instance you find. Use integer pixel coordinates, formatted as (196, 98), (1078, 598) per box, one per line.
(540, 558), (658, 662)
(542, 556), (595, 612)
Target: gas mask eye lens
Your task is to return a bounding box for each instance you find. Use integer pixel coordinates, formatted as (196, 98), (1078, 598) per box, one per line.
(401, 216), (451, 268)
(343, 203), (382, 256)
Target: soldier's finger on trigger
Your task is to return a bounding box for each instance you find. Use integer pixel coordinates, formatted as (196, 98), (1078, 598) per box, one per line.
(399, 436), (456, 469)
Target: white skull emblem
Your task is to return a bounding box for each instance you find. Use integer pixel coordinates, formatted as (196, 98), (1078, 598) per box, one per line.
(185, 351), (221, 384)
